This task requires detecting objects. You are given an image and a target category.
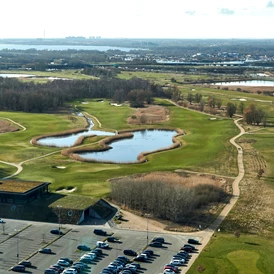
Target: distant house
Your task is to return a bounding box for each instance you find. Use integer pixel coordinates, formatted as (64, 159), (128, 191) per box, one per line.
(0, 179), (50, 204)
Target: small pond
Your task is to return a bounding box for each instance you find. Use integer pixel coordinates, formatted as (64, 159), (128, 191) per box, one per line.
(212, 80), (274, 86)
(0, 73), (35, 78)
(36, 119), (115, 147)
(76, 129), (178, 163)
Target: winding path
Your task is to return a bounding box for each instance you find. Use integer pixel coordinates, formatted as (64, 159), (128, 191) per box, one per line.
(180, 117), (245, 273)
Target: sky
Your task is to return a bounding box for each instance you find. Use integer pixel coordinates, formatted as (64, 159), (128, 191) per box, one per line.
(1, 0), (274, 39)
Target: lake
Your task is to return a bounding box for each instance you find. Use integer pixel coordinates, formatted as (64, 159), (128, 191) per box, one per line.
(212, 80), (274, 86)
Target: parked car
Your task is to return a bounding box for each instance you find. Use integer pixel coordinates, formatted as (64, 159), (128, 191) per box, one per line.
(183, 243), (196, 250)
(93, 229), (107, 236)
(50, 264), (64, 273)
(0, 219), (5, 223)
(57, 259), (70, 267)
(72, 262), (88, 269)
(134, 255), (146, 262)
(60, 257), (73, 264)
(18, 260), (32, 267)
(188, 238), (200, 245)
(130, 263), (141, 269)
(11, 265), (25, 272)
(123, 249), (137, 256)
(107, 236), (119, 242)
(143, 249), (154, 256)
(164, 269), (175, 274)
(152, 237), (165, 243)
(164, 264), (179, 273)
(117, 255), (130, 263)
(180, 246), (193, 253)
(50, 229), (63, 235)
(45, 269), (58, 274)
(39, 247), (52, 254)
(77, 244), (91, 251)
(93, 248), (103, 255)
(149, 241), (162, 247)
(96, 241), (109, 249)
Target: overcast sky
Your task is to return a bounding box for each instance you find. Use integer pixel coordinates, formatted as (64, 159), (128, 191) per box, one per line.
(1, 0), (274, 39)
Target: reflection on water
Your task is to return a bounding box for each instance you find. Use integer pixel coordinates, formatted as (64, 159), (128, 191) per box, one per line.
(76, 129), (177, 163)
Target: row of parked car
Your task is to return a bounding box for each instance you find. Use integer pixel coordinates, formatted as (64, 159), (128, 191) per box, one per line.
(163, 238), (200, 274)
(44, 256), (90, 274)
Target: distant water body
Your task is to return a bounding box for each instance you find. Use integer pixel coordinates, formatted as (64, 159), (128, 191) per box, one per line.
(0, 44), (136, 52)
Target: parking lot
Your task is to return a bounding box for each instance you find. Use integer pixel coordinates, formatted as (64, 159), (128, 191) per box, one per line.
(0, 220), (201, 274)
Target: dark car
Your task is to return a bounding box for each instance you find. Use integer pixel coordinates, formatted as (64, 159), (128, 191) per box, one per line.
(45, 269), (58, 274)
(130, 263), (141, 269)
(117, 255), (130, 263)
(93, 248), (103, 255)
(149, 241), (162, 247)
(188, 238), (200, 245)
(11, 265), (25, 272)
(183, 244), (196, 250)
(152, 237), (165, 243)
(18, 260), (32, 267)
(93, 229), (107, 236)
(123, 249), (137, 256)
(143, 249), (154, 256)
(77, 244), (91, 251)
(39, 247), (52, 254)
(107, 236), (119, 242)
(180, 246), (193, 253)
(50, 229), (63, 235)
(134, 255), (146, 262)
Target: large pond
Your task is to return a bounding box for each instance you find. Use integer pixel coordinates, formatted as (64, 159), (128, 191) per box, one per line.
(76, 129), (178, 163)
(36, 119), (115, 147)
(212, 80), (274, 86)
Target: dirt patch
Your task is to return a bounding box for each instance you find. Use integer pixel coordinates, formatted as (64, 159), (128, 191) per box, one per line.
(0, 120), (19, 133)
(127, 105), (169, 124)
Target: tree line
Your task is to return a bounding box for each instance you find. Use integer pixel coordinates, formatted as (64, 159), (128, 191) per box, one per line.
(0, 77), (164, 113)
(110, 178), (229, 223)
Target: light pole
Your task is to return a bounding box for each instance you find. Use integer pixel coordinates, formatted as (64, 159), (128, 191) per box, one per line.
(145, 213), (150, 245)
(14, 230), (19, 263)
(57, 205), (62, 232)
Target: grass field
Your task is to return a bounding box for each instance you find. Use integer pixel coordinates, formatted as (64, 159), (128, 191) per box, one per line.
(187, 233), (274, 274)
(0, 99), (238, 197)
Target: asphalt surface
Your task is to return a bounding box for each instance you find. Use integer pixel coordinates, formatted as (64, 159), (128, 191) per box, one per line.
(0, 220), (202, 274)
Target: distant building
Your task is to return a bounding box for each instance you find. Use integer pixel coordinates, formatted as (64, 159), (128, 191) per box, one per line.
(0, 179), (50, 204)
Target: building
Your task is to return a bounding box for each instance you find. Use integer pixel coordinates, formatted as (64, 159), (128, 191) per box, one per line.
(0, 179), (50, 204)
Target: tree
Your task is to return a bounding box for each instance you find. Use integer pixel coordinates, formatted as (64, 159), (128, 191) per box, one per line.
(226, 102), (237, 118)
(244, 103), (267, 125)
(187, 93), (193, 104)
(239, 101), (245, 114)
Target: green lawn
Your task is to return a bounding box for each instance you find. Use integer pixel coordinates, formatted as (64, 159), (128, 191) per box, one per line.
(187, 233), (274, 274)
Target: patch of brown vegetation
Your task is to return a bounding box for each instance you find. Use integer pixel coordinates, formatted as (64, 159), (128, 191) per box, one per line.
(127, 105), (169, 124)
(221, 139), (274, 235)
(112, 172), (232, 232)
(0, 120), (19, 133)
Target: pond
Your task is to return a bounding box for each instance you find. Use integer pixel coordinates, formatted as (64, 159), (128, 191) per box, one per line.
(36, 119), (115, 147)
(212, 80), (274, 86)
(75, 129), (178, 163)
(0, 73), (35, 78)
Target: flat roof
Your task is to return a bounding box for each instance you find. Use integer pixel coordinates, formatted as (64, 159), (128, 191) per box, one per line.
(0, 180), (49, 194)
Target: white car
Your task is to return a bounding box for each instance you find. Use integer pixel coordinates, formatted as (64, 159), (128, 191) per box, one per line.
(57, 259), (70, 267)
(84, 253), (96, 260)
(170, 259), (182, 266)
(81, 254), (94, 261)
(96, 241), (109, 249)
(62, 269), (77, 274)
(0, 219), (5, 223)
(86, 251), (97, 258)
